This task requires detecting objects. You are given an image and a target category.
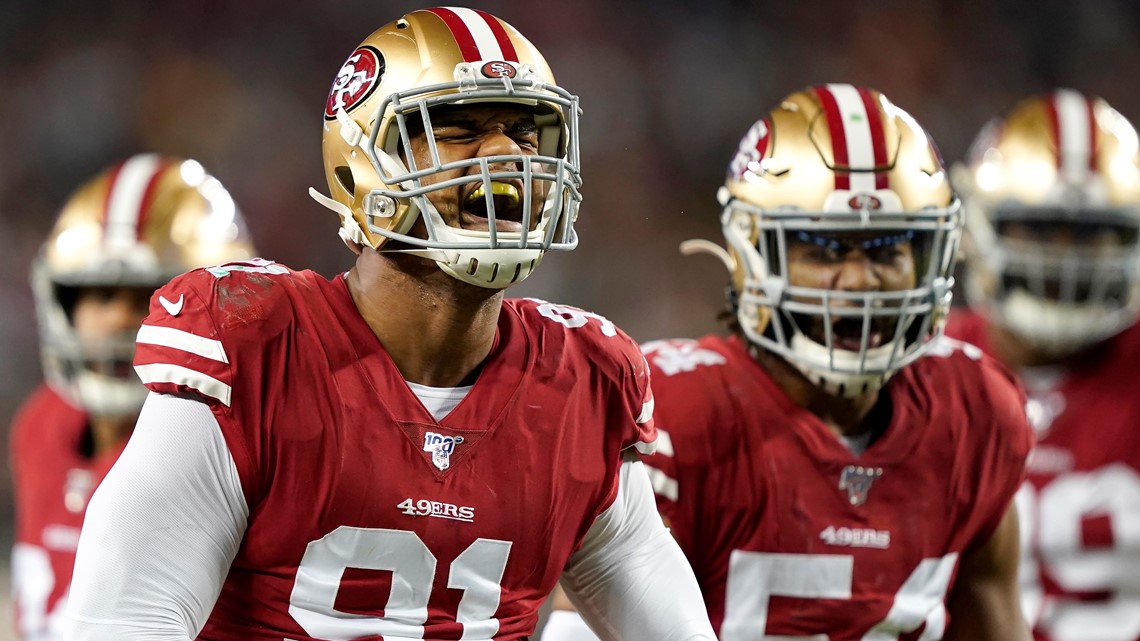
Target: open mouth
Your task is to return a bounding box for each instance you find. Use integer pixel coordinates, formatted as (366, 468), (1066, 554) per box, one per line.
(827, 317), (885, 352)
(461, 181), (525, 231)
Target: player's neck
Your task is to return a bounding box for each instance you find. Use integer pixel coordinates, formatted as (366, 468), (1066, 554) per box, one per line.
(756, 348), (882, 439)
(347, 250), (503, 388)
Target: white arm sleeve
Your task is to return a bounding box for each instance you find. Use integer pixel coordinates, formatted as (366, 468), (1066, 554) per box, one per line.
(559, 453), (716, 641)
(66, 392), (249, 641)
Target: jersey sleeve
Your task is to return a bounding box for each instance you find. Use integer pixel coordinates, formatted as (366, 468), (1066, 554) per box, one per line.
(956, 351), (1036, 551)
(623, 335), (658, 455)
(942, 308), (989, 350)
(131, 259), (295, 506)
(638, 339), (726, 560)
(517, 298), (657, 454)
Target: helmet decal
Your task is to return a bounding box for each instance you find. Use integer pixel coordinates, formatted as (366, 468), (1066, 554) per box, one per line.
(480, 60), (517, 78)
(425, 7), (519, 63)
(847, 193), (883, 211)
(728, 118), (770, 181)
(812, 84), (891, 190)
(101, 155), (171, 244)
(1046, 89), (1099, 176)
(323, 46), (385, 120)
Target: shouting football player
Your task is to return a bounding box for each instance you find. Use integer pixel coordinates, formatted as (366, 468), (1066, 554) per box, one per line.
(544, 85), (1034, 640)
(11, 154), (255, 640)
(65, 8), (716, 641)
(948, 90), (1140, 641)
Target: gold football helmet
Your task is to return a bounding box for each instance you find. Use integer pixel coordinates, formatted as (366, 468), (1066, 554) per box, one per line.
(955, 89), (1140, 354)
(33, 154), (255, 416)
(310, 7), (581, 289)
(688, 84), (960, 397)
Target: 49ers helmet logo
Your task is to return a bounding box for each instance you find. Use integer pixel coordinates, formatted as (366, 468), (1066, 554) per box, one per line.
(848, 193), (883, 210)
(324, 46), (385, 120)
(480, 61), (517, 78)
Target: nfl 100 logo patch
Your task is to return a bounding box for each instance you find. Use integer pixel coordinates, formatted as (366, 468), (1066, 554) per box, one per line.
(423, 432), (465, 471)
(838, 465), (883, 506)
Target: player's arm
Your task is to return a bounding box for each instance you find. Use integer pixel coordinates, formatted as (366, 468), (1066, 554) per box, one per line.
(943, 503), (1031, 641)
(542, 452), (690, 641)
(554, 452), (715, 641)
(66, 393), (248, 641)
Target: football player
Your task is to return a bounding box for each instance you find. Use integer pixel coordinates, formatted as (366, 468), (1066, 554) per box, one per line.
(948, 90), (1140, 641)
(65, 8), (716, 641)
(544, 84), (1034, 640)
(11, 154), (255, 640)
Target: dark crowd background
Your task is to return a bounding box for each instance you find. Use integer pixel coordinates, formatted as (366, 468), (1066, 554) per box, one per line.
(1, 0), (1138, 626)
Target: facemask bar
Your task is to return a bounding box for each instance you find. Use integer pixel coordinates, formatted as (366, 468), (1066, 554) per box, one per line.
(726, 199), (961, 381)
(362, 73), (582, 252)
(975, 207), (1140, 349)
(31, 262), (152, 417)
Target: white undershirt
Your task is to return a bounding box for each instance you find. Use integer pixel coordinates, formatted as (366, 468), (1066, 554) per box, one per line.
(66, 393), (715, 641)
(406, 381), (473, 421)
(839, 430), (874, 455)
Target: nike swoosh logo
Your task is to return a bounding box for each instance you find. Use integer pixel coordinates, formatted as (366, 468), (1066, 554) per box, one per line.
(159, 294), (185, 316)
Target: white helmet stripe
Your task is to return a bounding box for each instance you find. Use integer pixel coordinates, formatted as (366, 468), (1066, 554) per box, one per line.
(1054, 89), (1094, 184)
(445, 7), (505, 61)
(103, 154), (163, 251)
(826, 83), (877, 193)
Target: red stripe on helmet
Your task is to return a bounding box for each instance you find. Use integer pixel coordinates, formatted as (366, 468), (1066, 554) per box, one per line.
(135, 161), (171, 241)
(1045, 93), (1062, 169)
(426, 7), (481, 62)
(857, 87), (890, 190)
(473, 9), (519, 62)
(813, 86), (850, 191)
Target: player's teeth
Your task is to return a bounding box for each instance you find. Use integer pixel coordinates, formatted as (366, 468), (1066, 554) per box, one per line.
(465, 183), (520, 209)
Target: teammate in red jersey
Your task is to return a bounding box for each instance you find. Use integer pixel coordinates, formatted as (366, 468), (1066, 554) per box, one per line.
(947, 90), (1140, 641)
(10, 154), (255, 640)
(544, 84), (1034, 641)
(65, 8), (715, 641)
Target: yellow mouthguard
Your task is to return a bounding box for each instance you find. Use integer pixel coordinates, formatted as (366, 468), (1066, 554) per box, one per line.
(465, 182), (520, 209)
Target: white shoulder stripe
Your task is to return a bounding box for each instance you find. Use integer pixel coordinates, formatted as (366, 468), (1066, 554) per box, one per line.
(634, 438), (657, 455)
(137, 325), (229, 364)
(449, 7), (504, 59)
(135, 363), (232, 407)
(646, 465), (679, 501)
(637, 397), (655, 424)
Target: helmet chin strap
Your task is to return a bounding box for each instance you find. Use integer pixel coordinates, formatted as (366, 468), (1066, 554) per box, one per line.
(311, 186), (547, 289)
(309, 188), (370, 248)
(680, 238), (736, 272)
(786, 333), (897, 398)
(74, 372), (147, 418)
(398, 246), (545, 289)
(999, 288), (1135, 355)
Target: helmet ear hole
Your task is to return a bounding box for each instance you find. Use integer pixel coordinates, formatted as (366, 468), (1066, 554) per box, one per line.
(334, 166), (355, 196)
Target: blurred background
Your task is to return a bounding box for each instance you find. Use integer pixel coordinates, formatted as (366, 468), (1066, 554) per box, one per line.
(1, 0), (1139, 635)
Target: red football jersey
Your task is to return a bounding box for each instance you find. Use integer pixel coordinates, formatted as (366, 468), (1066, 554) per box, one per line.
(641, 334), (1033, 640)
(132, 260), (655, 641)
(10, 384), (124, 639)
(947, 310), (1140, 641)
